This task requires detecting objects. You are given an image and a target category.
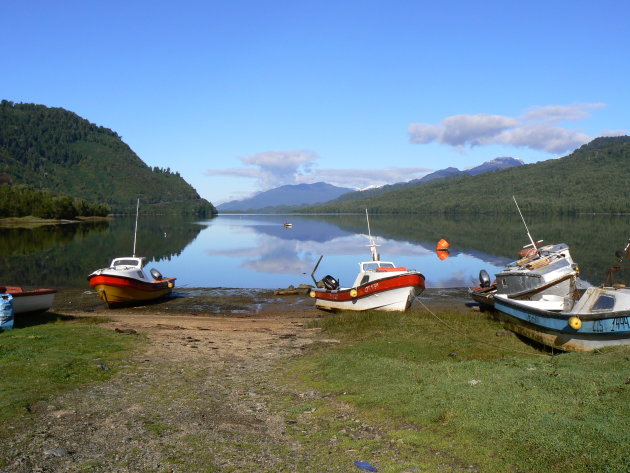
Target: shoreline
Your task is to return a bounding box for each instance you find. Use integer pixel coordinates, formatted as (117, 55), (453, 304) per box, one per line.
(51, 286), (474, 316)
(0, 216), (110, 228)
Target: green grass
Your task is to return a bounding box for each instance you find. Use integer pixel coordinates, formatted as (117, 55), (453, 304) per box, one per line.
(0, 312), (142, 426)
(286, 308), (630, 472)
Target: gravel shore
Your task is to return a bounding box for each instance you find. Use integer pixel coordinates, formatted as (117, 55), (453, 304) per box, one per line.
(1, 287), (472, 472)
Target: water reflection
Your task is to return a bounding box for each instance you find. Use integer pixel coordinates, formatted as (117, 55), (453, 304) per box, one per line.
(192, 215), (507, 289)
(1, 213), (629, 290)
(300, 213), (630, 287)
(0, 216), (207, 288)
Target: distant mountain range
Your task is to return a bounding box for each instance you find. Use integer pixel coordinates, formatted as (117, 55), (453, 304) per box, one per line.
(218, 157), (524, 212)
(307, 136), (630, 214)
(410, 157), (524, 184)
(217, 182), (354, 211)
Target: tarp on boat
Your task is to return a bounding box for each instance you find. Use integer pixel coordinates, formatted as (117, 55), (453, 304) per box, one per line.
(0, 293), (14, 330)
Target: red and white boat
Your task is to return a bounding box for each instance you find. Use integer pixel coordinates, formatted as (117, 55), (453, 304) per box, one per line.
(0, 286), (57, 314)
(88, 256), (175, 307)
(87, 199), (176, 307)
(309, 211), (425, 312)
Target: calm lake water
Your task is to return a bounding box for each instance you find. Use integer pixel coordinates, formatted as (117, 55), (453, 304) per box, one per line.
(1, 213), (630, 290)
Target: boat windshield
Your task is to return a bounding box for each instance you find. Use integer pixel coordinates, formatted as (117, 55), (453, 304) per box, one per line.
(111, 258), (143, 268)
(592, 294), (615, 311)
(361, 262), (396, 271)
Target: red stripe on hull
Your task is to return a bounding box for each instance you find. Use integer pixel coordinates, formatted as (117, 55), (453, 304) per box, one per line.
(0, 287), (57, 297)
(314, 273), (425, 302)
(88, 274), (175, 293)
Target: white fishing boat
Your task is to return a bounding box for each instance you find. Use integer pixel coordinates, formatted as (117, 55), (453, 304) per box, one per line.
(309, 210), (425, 312)
(87, 199), (176, 307)
(493, 238), (630, 351)
(469, 197), (580, 307)
(0, 286), (57, 314)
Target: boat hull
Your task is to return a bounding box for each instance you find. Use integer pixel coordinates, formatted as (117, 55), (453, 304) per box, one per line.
(496, 272), (577, 300)
(88, 274), (175, 307)
(311, 273), (425, 312)
(470, 272), (580, 309)
(495, 296), (630, 351)
(468, 284), (497, 307)
(0, 287), (57, 314)
(471, 243), (580, 308)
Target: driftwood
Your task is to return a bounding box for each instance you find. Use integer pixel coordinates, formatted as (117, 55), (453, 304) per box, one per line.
(274, 290), (299, 295)
(274, 284), (314, 296)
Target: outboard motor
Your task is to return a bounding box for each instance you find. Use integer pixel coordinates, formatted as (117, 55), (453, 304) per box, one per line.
(479, 269), (491, 288)
(321, 275), (339, 290)
(150, 268), (163, 280)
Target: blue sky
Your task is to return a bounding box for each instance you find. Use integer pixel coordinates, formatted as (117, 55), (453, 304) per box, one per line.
(2, 0), (628, 205)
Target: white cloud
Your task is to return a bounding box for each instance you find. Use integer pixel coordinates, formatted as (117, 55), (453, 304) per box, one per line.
(406, 123), (441, 144)
(240, 150), (315, 170)
(408, 103), (606, 155)
(599, 129), (629, 137)
(297, 167), (431, 189)
(522, 103), (605, 122)
(493, 125), (591, 154)
(441, 114), (520, 147)
(409, 114), (519, 147)
(204, 168), (260, 178)
(207, 149), (430, 192)
(205, 149), (317, 189)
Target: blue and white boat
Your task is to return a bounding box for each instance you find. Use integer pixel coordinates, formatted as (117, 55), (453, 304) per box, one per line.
(494, 243), (630, 351)
(469, 197), (580, 308)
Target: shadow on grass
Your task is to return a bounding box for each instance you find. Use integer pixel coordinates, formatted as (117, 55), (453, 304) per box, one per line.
(12, 310), (77, 329)
(105, 293), (183, 310)
(513, 332), (567, 355)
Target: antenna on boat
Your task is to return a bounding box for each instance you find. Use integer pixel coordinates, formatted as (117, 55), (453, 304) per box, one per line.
(513, 196), (537, 250)
(365, 208), (380, 261)
(132, 198), (139, 257)
(311, 255), (323, 285)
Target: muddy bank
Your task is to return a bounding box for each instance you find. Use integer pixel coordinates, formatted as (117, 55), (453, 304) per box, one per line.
(53, 286), (473, 315)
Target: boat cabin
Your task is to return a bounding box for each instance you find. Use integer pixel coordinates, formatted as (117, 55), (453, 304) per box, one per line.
(360, 261), (397, 271)
(110, 257), (146, 270)
(353, 261), (408, 287)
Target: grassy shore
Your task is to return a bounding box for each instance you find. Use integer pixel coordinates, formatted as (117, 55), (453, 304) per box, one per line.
(285, 307), (630, 472)
(1, 301), (628, 472)
(0, 312), (142, 426)
(0, 215), (109, 227)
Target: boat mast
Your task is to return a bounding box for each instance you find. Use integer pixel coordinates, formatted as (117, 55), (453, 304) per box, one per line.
(365, 208), (380, 261)
(513, 196), (537, 249)
(132, 198), (139, 257)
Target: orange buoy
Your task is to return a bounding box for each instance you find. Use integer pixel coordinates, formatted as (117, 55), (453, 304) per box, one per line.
(436, 238), (450, 251)
(436, 250), (450, 261)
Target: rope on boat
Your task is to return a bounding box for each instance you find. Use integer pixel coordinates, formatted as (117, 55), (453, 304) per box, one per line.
(416, 299), (552, 358)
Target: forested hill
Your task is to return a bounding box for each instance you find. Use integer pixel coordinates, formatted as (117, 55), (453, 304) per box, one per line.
(305, 136), (630, 214)
(0, 101), (216, 215)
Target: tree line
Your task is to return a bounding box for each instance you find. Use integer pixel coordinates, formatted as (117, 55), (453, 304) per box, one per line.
(0, 101), (217, 215)
(304, 136), (630, 215)
(0, 184), (110, 219)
